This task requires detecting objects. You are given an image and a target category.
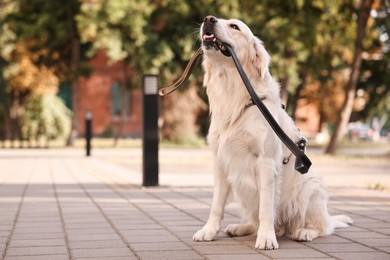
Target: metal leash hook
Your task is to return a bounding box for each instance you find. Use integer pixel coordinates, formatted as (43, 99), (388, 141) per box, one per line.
(294, 138), (308, 174)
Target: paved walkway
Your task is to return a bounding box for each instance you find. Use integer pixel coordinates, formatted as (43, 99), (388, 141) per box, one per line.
(0, 148), (389, 260)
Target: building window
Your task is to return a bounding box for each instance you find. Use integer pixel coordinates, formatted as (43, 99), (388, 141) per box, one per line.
(57, 82), (72, 109)
(111, 82), (130, 118)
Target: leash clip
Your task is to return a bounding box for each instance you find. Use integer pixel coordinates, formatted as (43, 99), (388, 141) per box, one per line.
(294, 138), (308, 174)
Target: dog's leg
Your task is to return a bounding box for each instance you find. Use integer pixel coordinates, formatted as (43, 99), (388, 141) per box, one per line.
(291, 186), (328, 242)
(255, 157), (279, 250)
(193, 164), (230, 242)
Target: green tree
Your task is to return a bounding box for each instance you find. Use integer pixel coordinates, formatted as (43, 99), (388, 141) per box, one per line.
(0, 0), (16, 145)
(326, 0), (375, 154)
(5, 0), (91, 146)
(355, 0), (390, 136)
(77, 0), (154, 145)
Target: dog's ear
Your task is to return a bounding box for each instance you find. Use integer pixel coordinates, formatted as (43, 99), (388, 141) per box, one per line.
(251, 37), (270, 80)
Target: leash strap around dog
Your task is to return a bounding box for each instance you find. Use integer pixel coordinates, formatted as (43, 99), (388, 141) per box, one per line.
(159, 47), (203, 96)
(225, 45), (311, 174)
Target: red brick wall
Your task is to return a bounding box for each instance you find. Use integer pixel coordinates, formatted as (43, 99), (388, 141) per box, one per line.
(77, 50), (142, 137)
(295, 101), (320, 138)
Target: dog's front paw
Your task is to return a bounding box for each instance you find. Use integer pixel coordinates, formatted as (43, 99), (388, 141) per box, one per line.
(255, 232), (279, 250)
(292, 228), (319, 242)
(275, 225), (285, 237)
(225, 224), (256, 237)
(193, 225), (219, 242)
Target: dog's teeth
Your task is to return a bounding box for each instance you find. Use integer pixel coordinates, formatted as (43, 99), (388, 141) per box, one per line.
(213, 38), (217, 42)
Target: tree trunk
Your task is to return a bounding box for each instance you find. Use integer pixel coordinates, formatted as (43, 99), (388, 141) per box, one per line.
(65, 2), (80, 147)
(65, 38), (80, 146)
(113, 58), (130, 147)
(288, 73), (306, 120)
(325, 0), (374, 154)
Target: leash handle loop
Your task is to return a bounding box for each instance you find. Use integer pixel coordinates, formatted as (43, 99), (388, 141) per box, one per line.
(159, 47), (203, 96)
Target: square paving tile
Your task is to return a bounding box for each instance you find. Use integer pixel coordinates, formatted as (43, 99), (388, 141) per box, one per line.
(309, 242), (375, 253)
(136, 250), (203, 260)
(330, 252), (390, 260)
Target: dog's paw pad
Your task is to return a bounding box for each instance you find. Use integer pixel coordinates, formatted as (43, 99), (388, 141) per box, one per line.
(255, 236), (279, 250)
(225, 224), (255, 237)
(293, 228), (318, 242)
(193, 228), (218, 242)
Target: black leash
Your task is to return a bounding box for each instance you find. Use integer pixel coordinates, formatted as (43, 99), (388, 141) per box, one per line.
(159, 46), (312, 174)
(225, 44), (311, 174)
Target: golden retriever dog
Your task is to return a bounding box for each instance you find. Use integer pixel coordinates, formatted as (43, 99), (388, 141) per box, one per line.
(193, 15), (352, 250)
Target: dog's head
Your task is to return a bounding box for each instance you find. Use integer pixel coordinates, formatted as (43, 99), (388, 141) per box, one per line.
(200, 15), (270, 80)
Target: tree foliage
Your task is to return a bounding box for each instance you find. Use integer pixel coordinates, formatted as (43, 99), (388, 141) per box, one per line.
(0, 0), (388, 148)
(21, 94), (72, 145)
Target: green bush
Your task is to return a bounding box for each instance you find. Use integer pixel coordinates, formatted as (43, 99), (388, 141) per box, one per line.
(21, 94), (71, 141)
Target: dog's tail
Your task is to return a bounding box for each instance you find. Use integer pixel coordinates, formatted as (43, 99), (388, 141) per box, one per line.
(331, 215), (353, 229)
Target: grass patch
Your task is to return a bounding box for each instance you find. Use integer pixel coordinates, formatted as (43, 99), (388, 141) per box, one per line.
(366, 182), (388, 191)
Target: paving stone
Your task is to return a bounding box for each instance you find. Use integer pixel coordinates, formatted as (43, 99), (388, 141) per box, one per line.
(206, 254), (270, 260)
(357, 221), (390, 229)
(67, 233), (120, 241)
(185, 237), (240, 246)
(377, 247), (390, 253)
(131, 242), (191, 251)
(124, 234), (180, 243)
(15, 221), (61, 228)
(69, 239), (126, 249)
(71, 247), (134, 258)
(136, 250), (203, 260)
(74, 257), (138, 260)
(13, 227), (63, 234)
(6, 246), (68, 256)
(262, 248), (329, 259)
(371, 228), (390, 235)
(273, 238), (308, 249)
(65, 223), (112, 229)
(354, 238), (390, 247)
(11, 232), (65, 240)
(1, 151), (390, 260)
(194, 244), (258, 254)
(66, 227), (114, 235)
(158, 220), (204, 226)
(309, 242), (375, 253)
(9, 239), (66, 247)
(121, 229), (172, 237)
(115, 223), (162, 230)
(329, 252), (390, 260)
(0, 231), (10, 237)
(272, 258), (334, 260)
(336, 231), (389, 239)
(5, 255), (68, 260)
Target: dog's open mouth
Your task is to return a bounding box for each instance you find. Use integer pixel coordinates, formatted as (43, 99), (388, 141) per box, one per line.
(202, 33), (231, 57)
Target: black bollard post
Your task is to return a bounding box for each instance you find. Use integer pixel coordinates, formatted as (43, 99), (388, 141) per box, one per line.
(142, 75), (159, 186)
(85, 111), (92, 157)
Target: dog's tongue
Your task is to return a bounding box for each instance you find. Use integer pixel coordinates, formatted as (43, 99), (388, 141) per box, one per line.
(203, 34), (215, 41)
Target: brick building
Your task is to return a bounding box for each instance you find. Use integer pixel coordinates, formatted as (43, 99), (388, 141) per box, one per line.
(57, 49), (319, 140)
(58, 50), (142, 138)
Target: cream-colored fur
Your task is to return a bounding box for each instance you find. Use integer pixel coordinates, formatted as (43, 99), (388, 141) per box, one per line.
(192, 17), (352, 250)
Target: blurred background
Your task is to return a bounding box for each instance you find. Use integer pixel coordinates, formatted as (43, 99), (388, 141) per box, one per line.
(0, 0), (389, 155)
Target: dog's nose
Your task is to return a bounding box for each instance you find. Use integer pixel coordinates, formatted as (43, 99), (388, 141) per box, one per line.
(204, 15), (218, 24)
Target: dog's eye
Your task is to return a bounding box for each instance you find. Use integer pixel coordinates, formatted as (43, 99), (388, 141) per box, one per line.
(230, 24), (240, 31)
